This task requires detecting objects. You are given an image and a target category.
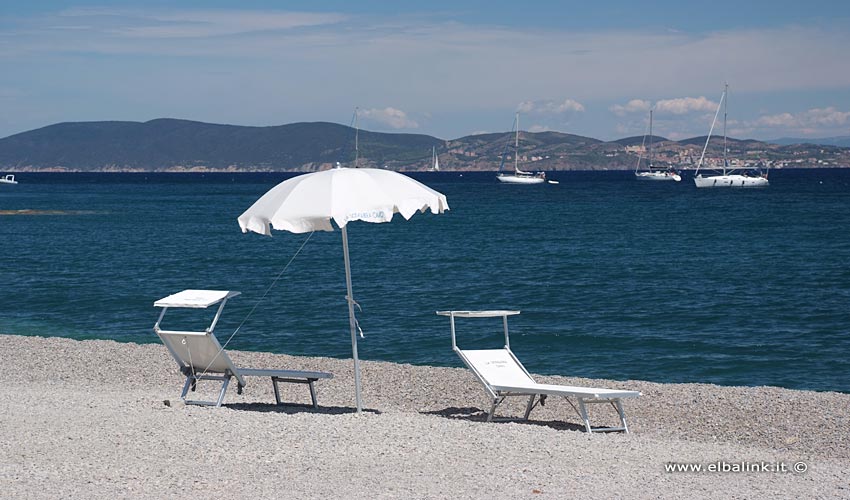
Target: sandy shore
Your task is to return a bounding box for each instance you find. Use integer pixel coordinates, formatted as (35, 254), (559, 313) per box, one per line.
(1, 334), (848, 498)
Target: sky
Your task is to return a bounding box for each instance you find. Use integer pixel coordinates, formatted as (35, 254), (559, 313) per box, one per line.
(2, 0), (850, 142)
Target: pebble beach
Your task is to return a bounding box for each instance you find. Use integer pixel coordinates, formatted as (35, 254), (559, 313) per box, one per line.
(1, 333), (848, 499)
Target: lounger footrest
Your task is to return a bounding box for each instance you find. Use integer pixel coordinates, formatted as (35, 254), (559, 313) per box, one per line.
(239, 368), (332, 380)
(240, 368), (333, 409)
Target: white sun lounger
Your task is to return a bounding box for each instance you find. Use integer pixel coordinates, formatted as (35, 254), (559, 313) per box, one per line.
(437, 310), (640, 433)
(154, 289), (332, 408)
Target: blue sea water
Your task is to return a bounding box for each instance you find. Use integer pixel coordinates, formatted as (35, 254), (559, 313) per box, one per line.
(1, 170), (849, 393)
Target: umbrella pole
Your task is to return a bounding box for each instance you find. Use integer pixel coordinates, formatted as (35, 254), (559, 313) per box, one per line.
(341, 225), (364, 413)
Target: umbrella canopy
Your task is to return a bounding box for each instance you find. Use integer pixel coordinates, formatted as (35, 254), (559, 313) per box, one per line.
(238, 167), (448, 235)
(238, 167), (449, 412)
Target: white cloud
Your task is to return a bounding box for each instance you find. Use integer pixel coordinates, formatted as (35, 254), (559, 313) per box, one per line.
(60, 8), (347, 38)
(754, 112), (796, 127)
(609, 99), (651, 116)
(798, 107), (850, 127)
(610, 96), (717, 117)
(751, 107), (850, 130)
(528, 124), (551, 132)
(518, 99), (585, 115)
(359, 107), (419, 129)
(654, 96), (718, 115)
(664, 131), (691, 141)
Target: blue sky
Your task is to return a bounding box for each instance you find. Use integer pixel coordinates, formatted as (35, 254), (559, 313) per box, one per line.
(2, 1), (850, 141)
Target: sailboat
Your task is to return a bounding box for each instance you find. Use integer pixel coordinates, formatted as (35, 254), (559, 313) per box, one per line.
(634, 109), (681, 182)
(496, 112), (546, 184)
(430, 146), (440, 171)
(352, 107), (360, 168)
(694, 84), (769, 188)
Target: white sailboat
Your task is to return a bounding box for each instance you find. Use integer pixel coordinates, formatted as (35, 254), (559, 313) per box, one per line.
(496, 112), (546, 184)
(0, 174), (18, 184)
(694, 84), (769, 188)
(352, 107), (360, 168)
(634, 109), (681, 182)
(430, 146), (440, 171)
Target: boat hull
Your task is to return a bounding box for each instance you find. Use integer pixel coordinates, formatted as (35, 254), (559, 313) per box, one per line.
(694, 174), (769, 188)
(635, 172), (681, 182)
(496, 173), (546, 185)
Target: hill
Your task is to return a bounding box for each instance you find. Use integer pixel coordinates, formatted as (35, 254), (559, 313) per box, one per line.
(0, 119), (441, 172)
(613, 135), (670, 146)
(0, 118), (848, 172)
(768, 136), (850, 148)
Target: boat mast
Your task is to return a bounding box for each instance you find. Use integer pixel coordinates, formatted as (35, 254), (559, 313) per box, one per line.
(649, 109), (654, 170)
(635, 113), (650, 175)
(695, 88), (725, 176)
(354, 107), (359, 168)
(723, 83), (728, 175)
(514, 112), (520, 174)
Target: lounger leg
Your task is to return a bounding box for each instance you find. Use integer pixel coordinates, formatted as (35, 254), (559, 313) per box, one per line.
(270, 377), (321, 408)
(308, 379), (318, 409)
(215, 376), (231, 407)
(487, 399), (498, 422)
(524, 395), (536, 420)
(570, 398), (630, 433)
(179, 373), (233, 407)
(272, 378), (282, 405)
(614, 399), (629, 434)
(577, 399), (592, 433)
(180, 376), (193, 400)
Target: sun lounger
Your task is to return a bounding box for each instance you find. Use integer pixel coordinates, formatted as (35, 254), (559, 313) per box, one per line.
(154, 289), (332, 407)
(437, 310), (640, 433)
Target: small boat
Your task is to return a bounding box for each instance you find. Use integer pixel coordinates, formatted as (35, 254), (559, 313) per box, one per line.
(0, 174), (18, 185)
(352, 107), (360, 168)
(635, 169), (681, 182)
(496, 112), (546, 185)
(694, 83), (768, 188)
(634, 109), (681, 182)
(430, 146), (440, 171)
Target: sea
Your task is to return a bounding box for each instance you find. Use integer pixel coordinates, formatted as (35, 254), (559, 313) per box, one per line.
(2, 169), (849, 393)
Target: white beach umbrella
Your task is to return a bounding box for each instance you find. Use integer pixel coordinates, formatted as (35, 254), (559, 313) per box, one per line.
(237, 167), (449, 412)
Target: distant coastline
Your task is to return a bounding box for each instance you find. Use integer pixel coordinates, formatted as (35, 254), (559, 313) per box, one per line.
(2, 118), (848, 172)
(3, 165), (848, 174)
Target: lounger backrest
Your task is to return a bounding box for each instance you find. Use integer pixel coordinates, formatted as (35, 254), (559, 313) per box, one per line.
(460, 349), (535, 388)
(157, 331), (240, 378)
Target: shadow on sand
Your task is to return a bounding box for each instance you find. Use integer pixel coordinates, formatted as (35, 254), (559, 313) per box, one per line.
(223, 402), (382, 416)
(422, 406), (587, 433)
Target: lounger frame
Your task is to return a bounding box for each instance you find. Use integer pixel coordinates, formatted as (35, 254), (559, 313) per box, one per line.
(437, 310), (639, 433)
(154, 289), (332, 408)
